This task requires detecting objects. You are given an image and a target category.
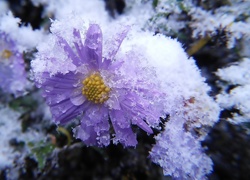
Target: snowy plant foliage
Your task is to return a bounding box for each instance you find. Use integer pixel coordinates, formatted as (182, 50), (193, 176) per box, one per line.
(0, 12), (44, 52)
(146, 0), (250, 48)
(31, 0), (109, 22)
(150, 117), (213, 180)
(216, 58), (250, 123)
(0, 105), (44, 170)
(131, 28), (219, 179)
(0, 0), (8, 14)
(146, 0), (191, 35)
(0, 106), (21, 169)
(189, 1), (250, 48)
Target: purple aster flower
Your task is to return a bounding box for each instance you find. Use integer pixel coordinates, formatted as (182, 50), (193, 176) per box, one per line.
(0, 33), (27, 97)
(32, 22), (164, 147)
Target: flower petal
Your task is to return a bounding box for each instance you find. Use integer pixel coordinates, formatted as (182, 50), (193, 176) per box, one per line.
(57, 35), (82, 66)
(105, 25), (130, 60)
(110, 110), (137, 146)
(78, 106), (110, 146)
(132, 117), (153, 134)
(73, 123), (97, 146)
(73, 29), (88, 66)
(84, 24), (103, 70)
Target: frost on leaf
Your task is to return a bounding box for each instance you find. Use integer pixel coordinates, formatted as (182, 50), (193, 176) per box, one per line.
(216, 58), (250, 124)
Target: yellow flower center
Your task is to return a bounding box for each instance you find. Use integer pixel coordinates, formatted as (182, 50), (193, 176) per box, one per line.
(1, 49), (12, 59)
(82, 72), (111, 104)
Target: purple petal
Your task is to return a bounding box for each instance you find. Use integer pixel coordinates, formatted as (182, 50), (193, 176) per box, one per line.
(70, 88), (86, 106)
(131, 117), (153, 134)
(41, 72), (79, 105)
(75, 106), (110, 146)
(50, 99), (89, 124)
(0, 33), (27, 97)
(56, 35), (81, 66)
(110, 110), (137, 146)
(84, 24), (103, 70)
(41, 72), (88, 124)
(73, 29), (88, 66)
(73, 123), (98, 146)
(106, 25), (130, 60)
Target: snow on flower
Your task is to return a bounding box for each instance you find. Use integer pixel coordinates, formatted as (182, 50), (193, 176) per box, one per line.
(119, 10), (220, 178)
(141, 31), (219, 178)
(32, 15), (165, 147)
(122, 28), (220, 137)
(0, 31), (27, 97)
(150, 116), (213, 180)
(0, 12), (44, 96)
(216, 58), (250, 124)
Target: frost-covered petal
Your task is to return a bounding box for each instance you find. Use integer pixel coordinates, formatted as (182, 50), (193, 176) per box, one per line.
(73, 123), (97, 146)
(57, 35), (82, 66)
(150, 117), (213, 179)
(72, 29), (88, 66)
(84, 24), (103, 70)
(39, 72), (88, 124)
(103, 25), (130, 61)
(75, 106), (110, 146)
(110, 110), (137, 146)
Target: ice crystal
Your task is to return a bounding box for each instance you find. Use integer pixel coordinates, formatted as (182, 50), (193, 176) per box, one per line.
(216, 58), (250, 123)
(123, 30), (220, 136)
(0, 105), (44, 170)
(0, 12), (44, 52)
(143, 0), (250, 48)
(146, 0), (191, 35)
(31, 0), (109, 23)
(189, 1), (250, 48)
(150, 116), (213, 180)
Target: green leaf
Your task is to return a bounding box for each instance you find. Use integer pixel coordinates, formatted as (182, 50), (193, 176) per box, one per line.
(152, 0), (159, 8)
(28, 140), (55, 169)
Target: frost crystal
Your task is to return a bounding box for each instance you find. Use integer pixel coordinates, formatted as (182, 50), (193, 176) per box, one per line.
(124, 30), (220, 136)
(150, 117), (213, 180)
(0, 106), (21, 169)
(144, 0), (250, 48)
(0, 12), (45, 52)
(189, 2), (250, 48)
(216, 58), (250, 123)
(0, 105), (43, 170)
(32, 15), (165, 147)
(31, 0), (109, 23)
(145, 32), (219, 178)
